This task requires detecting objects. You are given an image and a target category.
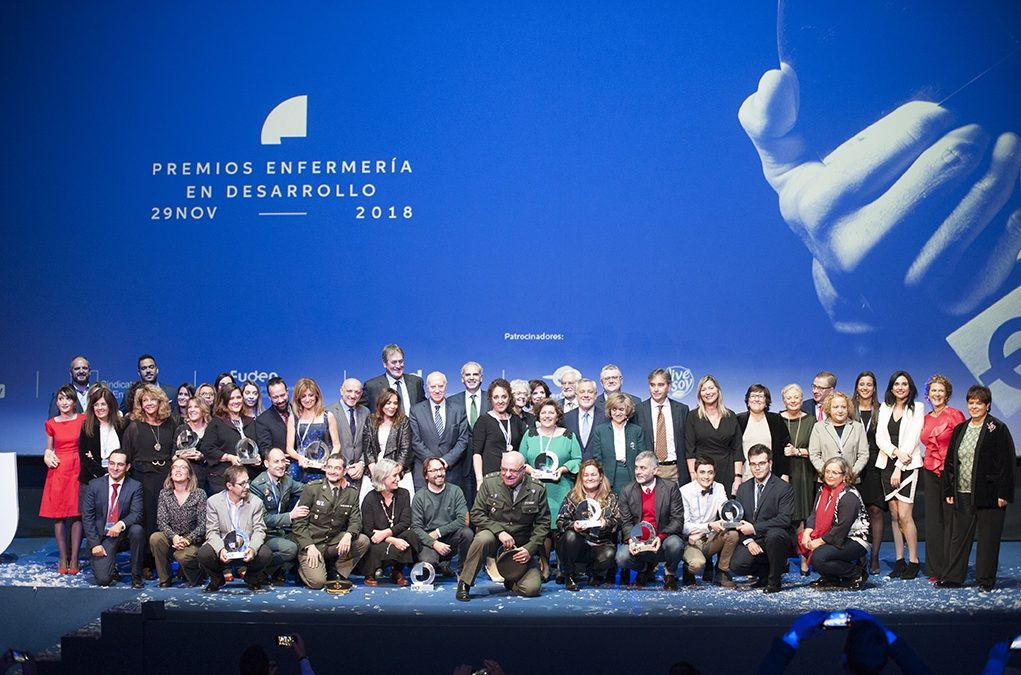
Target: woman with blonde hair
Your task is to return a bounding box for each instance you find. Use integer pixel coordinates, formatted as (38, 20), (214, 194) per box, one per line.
(359, 458), (414, 586)
(684, 375), (742, 496)
(285, 377), (340, 483)
(149, 457), (206, 587)
(556, 459), (622, 590)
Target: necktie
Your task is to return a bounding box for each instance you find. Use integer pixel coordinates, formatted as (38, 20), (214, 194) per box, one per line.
(817, 405), (824, 422)
(348, 407), (356, 437)
(655, 404), (667, 461)
(332, 486), (340, 502)
(469, 395), (478, 427)
(434, 404), (444, 435)
(582, 412), (591, 446)
(755, 482), (764, 514)
(107, 482), (120, 525)
(393, 379), (405, 412)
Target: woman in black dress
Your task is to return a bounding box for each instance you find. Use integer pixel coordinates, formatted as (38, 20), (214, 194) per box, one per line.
(199, 382), (258, 493)
(851, 371), (886, 574)
(684, 375), (743, 497)
(78, 385), (125, 486)
(360, 458), (414, 586)
(472, 378), (525, 489)
(122, 384), (176, 578)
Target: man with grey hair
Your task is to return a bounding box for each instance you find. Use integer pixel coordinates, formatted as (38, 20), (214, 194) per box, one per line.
(449, 361), (489, 507)
(556, 367), (581, 413)
(456, 451), (550, 601)
(409, 371), (470, 490)
(327, 378), (370, 482)
(563, 378), (606, 460)
(360, 344), (425, 414)
(615, 451), (686, 589)
(594, 364), (641, 419)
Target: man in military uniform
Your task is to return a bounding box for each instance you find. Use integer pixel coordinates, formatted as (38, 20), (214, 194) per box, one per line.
(291, 453), (369, 590)
(250, 448), (307, 583)
(456, 451), (550, 601)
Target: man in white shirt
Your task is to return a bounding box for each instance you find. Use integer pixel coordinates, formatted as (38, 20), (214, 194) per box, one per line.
(637, 368), (691, 485)
(680, 457), (735, 587)
(556, 367), (581, 413)
(563, 379), (606, 460)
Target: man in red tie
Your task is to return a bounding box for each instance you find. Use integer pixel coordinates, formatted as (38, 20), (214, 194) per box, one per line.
(81, 450), (146, 587)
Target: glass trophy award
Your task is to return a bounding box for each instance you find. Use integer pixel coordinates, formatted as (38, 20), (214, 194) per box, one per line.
(301, 440), (329, 470)
(236, 438), (261, 465)
(222, 530), (250, 560)
(629, 520), (658, 552)
(720, 500), (745, 529)
(175, 429), (199, 456)
(531, 451), (560, 481)
(410, 562), (436, 591)
(573, 498), (603, 530)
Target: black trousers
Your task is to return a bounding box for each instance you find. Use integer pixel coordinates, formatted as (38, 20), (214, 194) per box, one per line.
(557, 530), (616, 576)
(944, 495), (1006, 587)
(812, 541), (866, 580)
(197, 543), (272, 584)
(417, 526), (475, 572)
(922, 468), (951, 578)
(729, 529), (792, 585)
(90, 525), (145, 586)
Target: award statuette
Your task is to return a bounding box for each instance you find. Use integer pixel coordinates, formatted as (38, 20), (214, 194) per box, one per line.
(531, 451), (560, 481)
(301, 441), (329, 471)
(720, 500), (745, 529)
(628, 521), (658, 552)
(236, 438), (261, 465)
(175, 429), (199, 456)
(573, 498), (603, 530)
(410, 562), (437, 592)
(222, 530), (250, 561)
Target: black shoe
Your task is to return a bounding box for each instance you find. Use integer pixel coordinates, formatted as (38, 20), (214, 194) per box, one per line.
(437, 563), (455, 578)
(565, 575), (579, 592)
(589, 574), (606, 587)
(888, 559), (906, 578)
(752, 576), (769, 588)
(901, 561), (920, 580)
(934, 579), (962, 588)
(158, 579), (173, 588)
(555, 573), (565, 585)
(271, 569), (288, 585)
(763, 583), (782, 594)
(618, 569), (631, 586)
(848, 566), (869, 591)
(663, 574), (678, 591)
(682, 566), (696, 587)
(715, 569), (736, 589)
(809, 575), (839, 589)
(131, 575), (143, 589)
(702, 560), (715, 582)
(142, 567), (155, 581)
(978, 583), (995, 592)
(203, 581), (221, 593)
(456, 580), (471, 601)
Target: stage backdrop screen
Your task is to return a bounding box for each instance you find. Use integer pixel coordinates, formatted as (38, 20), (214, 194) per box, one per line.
(2, 2), (1019, 453)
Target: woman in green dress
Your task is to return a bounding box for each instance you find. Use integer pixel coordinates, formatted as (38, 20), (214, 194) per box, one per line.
(521, 397), (582, 581)
(779, 383), (816, 575)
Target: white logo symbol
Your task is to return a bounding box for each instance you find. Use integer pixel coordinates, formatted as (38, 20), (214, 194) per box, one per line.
(0, 384), (5, 399)
(667, 366), (694, 401)
(261, 95), (308, 145)
(545, 365), (579, 388)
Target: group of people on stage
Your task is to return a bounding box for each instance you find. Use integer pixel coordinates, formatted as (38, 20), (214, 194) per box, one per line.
(38, 347), (1014, 596)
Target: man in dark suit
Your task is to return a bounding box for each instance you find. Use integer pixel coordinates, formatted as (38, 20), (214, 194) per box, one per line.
(594, 364), (642, 418)
(409, 372), (471, 490)
(802, 371), (837, 422)
(119, 353), (176, 414)
(47, 355), (92, 417)
(721, 443), (795, 593)
(563, 378), (606, 460)
(615, 451), (686, 590)
(447, 361), (488, 507)
(636, 368), (691, 485)
(326, 378), (371, 483)
(255, 376), (290, 456)
(360, 343), (425, 415)
(81, 450), (145, 588)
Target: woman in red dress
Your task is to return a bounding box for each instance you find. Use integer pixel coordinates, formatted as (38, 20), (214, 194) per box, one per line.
(40, 384), (87, 574)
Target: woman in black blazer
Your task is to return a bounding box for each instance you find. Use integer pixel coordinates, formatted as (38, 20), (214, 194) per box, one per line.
(939, 385), (1015, 590)
(736, 384), (792, 482)
(78, 385), (125, 485)
(199, 383), (257, 493)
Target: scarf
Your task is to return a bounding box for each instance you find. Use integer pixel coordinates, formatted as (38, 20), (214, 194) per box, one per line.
(799, 483), (842, 562)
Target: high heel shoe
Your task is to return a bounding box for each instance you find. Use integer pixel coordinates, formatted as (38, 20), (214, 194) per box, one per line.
(68, 562), (80, 575)
(888, 559), (906, 578)
(870, 561), (880, 575)
(901, 561), (920, 580)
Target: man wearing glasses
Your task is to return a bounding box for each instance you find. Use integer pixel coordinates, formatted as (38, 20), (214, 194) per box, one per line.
(197, 465), (272, 592)
(594, 364), (642, 419)
(455, 451), (550, 601)
(411, 456), (473, 578)
(718, 444), (795, 593)
(802, 371), (837, 422)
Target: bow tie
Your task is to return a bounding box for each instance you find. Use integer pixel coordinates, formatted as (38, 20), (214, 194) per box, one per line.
(701, 488), (712, 496)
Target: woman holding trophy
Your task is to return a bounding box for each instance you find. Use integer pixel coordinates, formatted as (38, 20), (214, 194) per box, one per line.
(200, 382), (259, 493)
(173, 396), (211, 495)
(521, 398), (582, 582)
(285, 378), (340, 483)
(555, 459), (622, 590)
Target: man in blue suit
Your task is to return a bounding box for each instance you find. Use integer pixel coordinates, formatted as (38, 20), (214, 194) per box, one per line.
(409, 372), (471, 490)
(562, 379), (606, 460)
(81, 450), (145, 588)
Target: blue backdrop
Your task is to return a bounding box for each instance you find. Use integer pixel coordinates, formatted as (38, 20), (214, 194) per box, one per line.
(2, 2), (1019, 453)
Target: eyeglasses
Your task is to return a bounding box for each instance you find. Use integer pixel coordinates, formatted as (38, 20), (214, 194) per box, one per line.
(500, 466), (525, 474)
(427, 467), (446, 474)
(823, 470), (845, 477)
(748, 460), (770, 468)
(231, 480), (250, 488)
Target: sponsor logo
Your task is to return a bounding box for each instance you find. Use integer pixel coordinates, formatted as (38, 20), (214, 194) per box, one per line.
(261, 95), (308, 145)
(667, 365), (694, 401)
(232, 370), (280, 384)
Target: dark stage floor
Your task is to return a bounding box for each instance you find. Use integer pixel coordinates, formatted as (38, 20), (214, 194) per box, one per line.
(4, 537), (1021, 673)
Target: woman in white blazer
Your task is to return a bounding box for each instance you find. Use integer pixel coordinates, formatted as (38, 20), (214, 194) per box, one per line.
(875, 371), (925, 580)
